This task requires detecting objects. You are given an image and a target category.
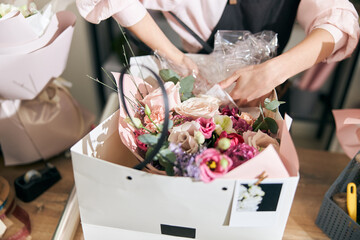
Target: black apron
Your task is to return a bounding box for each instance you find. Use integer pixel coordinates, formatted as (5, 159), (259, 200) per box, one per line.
(176, 0), (301, 55)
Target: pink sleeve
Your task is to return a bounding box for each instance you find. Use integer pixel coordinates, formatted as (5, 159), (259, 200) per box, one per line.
(297, 0), (360, 63)
(76, 0), (147, 26)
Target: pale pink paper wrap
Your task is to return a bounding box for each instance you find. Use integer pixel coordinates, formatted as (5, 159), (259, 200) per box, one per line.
(0, 78), (95, 166)
(114, 73), (165, 174)
(114, 72), (299, 179)
(0, 11), (76, 100)
(333, 109), (360, 159)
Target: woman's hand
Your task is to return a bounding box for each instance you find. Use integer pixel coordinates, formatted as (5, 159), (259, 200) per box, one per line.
(163, 53), (199, 77)
(218, 60), (283, 106)
(219, 28), (335, 106)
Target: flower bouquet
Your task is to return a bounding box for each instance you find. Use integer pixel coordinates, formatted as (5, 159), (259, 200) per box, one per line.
(0, 1), (95, 166)
(117, 66), (284, 183)
(0, 0), (75, 100)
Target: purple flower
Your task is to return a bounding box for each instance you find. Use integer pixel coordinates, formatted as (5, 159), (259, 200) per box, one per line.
(169, 143), (205, 179)
(224, 143), (259, 169)
(232, 117), (252, 134)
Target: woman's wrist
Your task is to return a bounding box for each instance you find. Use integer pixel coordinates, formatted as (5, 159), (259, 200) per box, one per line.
(262, 57), (289, 86)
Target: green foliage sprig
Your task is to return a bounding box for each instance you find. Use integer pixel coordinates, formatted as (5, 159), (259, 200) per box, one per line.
(252, 98), (285, 134)
(159, 69), (195, 101)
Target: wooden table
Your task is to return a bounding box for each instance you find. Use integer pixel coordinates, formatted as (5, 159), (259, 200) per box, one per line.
(0, 148), (351, 239)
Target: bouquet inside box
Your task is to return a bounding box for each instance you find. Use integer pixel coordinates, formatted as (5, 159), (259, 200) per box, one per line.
(116, 65), (288, 183)
(71, 31), (299, 239)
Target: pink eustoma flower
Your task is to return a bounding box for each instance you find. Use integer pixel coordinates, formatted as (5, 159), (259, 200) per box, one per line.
(195, 149), (233, 183)
(195, 117), (216, 139)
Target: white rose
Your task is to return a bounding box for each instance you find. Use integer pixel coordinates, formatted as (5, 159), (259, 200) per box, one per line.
(175, 95), (220, 119)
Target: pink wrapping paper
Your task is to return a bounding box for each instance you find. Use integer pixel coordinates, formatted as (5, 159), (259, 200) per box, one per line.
(0, 79), (95, 166)
(0, 11), (76, 100)
(0, 11), (60, 54)
(114, 73), (299, 179)
(0, 11), (38, 46)
(333, 109), (360, 159)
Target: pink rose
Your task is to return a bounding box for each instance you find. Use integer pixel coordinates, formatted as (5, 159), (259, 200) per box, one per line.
(196, 149), (233, 183)
(215, 131), (244, 149)
(195, 117), (216, 139)
(142, 82), (181, 111)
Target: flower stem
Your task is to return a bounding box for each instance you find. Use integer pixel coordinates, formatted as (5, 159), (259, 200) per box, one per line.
(140, 126), (153, 133)
(148, 115), (161, 132)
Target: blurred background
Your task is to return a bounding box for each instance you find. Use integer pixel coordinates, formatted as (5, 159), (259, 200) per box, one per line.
(35, 0), (360, 153)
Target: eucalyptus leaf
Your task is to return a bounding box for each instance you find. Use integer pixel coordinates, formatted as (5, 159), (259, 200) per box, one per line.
(159, 148), (176, 163)
(180, 75), (195, 93)
(264, 117), (278, 134)
(159, 69), (180, 84)
(165, 165), (175, 176)
(138, 134), (159, 145)
(145, 147), (159, 161)
(180, 92), (194, 102)
(264, 98), (286, 112)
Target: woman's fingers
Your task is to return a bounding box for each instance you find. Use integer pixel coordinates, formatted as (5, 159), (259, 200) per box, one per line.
(218, 72), (240, 89)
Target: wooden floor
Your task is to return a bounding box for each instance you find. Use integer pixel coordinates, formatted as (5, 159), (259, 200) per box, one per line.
(0, 148), (351, 239)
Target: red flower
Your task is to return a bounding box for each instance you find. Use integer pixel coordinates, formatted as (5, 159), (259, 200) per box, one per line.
(134, 129), (147, 151)
(215, 131), (244, 149)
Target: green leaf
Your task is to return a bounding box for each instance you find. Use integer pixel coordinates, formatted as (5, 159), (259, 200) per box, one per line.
(180, 92), (194, 102)
(159, 69), (180, 84)
(180, 75), (195, 93)
(165, 165), (175, 176)
(159, 148), (176, 163)
(264, 98), (286, 112)
(252, 116), (263, 131)
(138, 134), (159, 145)
(264, 117), (279, 134)
(145, 147), (158, 161)
(158, 120), (173, 132)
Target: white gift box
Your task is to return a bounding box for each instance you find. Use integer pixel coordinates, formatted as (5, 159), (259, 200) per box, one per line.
(71, 54), (299, 239)
(71, 109), (299, 240)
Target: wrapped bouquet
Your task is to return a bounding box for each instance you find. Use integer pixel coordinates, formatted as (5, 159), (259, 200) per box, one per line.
(116, 64), (284, 183)
(0, 0), (75, 100)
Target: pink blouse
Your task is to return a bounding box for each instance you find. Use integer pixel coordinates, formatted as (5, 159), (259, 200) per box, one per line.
(76, 0), (359, 63)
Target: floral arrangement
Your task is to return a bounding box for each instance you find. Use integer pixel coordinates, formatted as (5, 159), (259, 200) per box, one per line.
(121, 68), (283, 183)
